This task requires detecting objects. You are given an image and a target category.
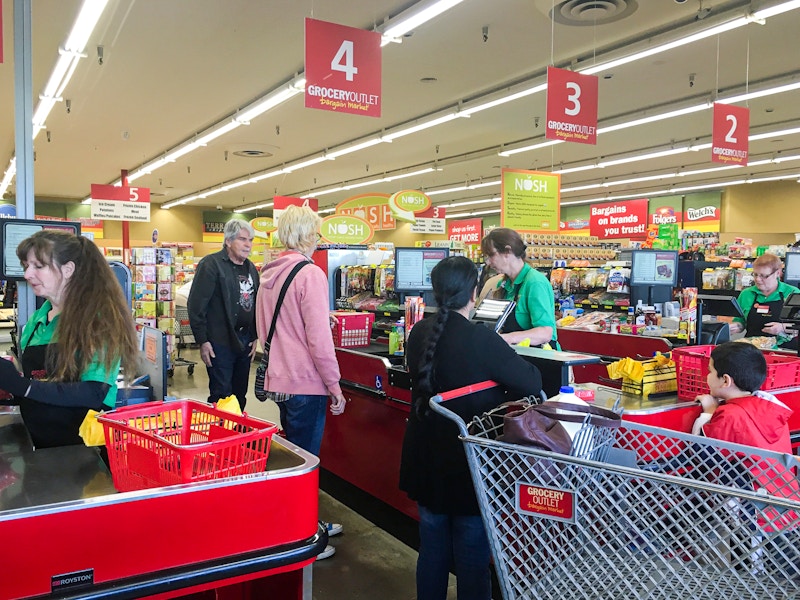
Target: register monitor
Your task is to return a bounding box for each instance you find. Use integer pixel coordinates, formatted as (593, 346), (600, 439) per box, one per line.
(784, 252), (800, 286)
(629, 249), (678, 307)
(394, 247), (449, 306)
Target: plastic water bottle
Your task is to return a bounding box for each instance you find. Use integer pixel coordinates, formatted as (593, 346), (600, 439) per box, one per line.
(545, 385), (589, 441)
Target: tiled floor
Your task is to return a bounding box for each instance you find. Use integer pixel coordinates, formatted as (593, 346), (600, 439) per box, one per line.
(168, 348), (461, 600)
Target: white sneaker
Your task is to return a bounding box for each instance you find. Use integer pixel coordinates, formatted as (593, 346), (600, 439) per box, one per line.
(326, 522), (343, 537)
(316, 544), (336, 560)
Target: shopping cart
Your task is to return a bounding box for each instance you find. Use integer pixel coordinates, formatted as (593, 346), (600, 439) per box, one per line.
(430, 383), (800, 600)
(172, 305), (197, 376)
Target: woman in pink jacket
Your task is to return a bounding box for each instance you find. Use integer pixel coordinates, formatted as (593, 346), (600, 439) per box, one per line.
(256, 204), (346, 559)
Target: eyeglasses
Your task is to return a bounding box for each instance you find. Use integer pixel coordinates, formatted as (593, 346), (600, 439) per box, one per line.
(753, 270), (778, 280)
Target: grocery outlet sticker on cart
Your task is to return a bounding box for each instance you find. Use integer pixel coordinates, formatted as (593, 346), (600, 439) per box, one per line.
(90, 184), (150, 222)
(517, 483), (576, 523)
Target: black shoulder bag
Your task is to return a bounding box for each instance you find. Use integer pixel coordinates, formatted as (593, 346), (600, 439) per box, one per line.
(254, 261), (309, 402)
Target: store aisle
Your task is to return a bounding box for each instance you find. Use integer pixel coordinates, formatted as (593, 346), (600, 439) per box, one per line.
(167, 348), (460, 600)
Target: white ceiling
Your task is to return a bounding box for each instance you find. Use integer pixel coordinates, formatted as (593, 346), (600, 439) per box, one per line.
(2, 0), (800, 218)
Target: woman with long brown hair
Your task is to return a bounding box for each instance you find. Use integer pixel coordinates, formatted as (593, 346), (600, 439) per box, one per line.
(0, 230), (139, 448)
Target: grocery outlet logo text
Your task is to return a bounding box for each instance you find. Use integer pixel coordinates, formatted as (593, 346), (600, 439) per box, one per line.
(307, 85), (379, 113)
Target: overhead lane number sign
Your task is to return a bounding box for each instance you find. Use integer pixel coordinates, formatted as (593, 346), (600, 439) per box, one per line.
(712, 103), (749, 166)
(90, 184), (151, 222)
(546, 66), (598, 145)
(305, 18), (382, 118)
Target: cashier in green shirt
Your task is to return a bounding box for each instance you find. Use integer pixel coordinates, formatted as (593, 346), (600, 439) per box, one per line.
(731, 253), (800, 349)
(480, 228), (558, 348)
(0, 230), (139, 449)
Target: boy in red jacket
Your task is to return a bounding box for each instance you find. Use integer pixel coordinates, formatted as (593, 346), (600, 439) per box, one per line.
(692, 342), (793, 453)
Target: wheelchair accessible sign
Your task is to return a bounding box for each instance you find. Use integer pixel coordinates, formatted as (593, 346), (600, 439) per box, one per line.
(517, 483), (576, 523)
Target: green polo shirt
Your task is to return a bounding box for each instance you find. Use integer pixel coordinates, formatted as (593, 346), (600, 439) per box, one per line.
(498, 263), (558, 343)
(735, 280), (800, 343)
(22, 301), (120, 408)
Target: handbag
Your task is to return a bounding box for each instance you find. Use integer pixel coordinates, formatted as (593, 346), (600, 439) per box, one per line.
(254, 261), (309, 402)
(499, 401), (620, 453)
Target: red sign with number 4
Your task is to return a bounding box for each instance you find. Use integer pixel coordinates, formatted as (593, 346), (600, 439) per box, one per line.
(546, 66), (598, 146)
(305, 18), (382, 118)
(712, 103), (749, 166)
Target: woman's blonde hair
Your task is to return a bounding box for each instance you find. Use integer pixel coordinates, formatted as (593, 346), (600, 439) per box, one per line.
(753, 252), (782, 272)
(278, 205), (322, 253)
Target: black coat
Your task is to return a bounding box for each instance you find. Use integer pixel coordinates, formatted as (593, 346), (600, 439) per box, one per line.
(399, 312), (542, 515)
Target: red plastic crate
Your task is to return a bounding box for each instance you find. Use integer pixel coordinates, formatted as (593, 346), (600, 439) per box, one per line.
(97, 400), (279, 492)
(331, 311), (375, 348)
(673, 344), (800, 400)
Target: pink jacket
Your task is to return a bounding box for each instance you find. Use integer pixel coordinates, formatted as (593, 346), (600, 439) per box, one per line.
(255, 251), (342, 398)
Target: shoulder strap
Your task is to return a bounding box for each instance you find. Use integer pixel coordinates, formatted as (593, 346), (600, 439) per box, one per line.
(265, 261), (310, 351)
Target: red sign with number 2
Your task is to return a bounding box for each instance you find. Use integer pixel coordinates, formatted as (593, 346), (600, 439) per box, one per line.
(305, 18), (382, 118)
(546, 66), (598, 145)
(712, 102), (749, 166)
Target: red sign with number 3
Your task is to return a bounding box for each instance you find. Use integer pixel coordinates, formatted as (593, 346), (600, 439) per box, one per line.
(712, 103), (749, 166)
(305, 18), (382, 118)
(545, 66), (598, 145)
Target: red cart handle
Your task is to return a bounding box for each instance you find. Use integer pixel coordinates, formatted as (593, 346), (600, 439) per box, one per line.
(436, 380), (499, 402)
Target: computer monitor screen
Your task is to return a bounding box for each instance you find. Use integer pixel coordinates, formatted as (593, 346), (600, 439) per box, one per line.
(394, 247), (449, 293)
(697, 294), (745, 319)
(784, 252), (800, 284)
(0, 219), (81, 280)
(630, 250), (678, 287)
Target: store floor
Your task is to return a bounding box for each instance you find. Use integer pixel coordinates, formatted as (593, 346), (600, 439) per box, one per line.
(167, 347), (461, 600)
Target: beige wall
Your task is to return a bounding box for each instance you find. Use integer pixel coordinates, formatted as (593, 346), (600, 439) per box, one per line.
(722, 181), (800, 246)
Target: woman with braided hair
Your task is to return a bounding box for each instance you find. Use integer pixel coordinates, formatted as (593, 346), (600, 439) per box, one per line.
(0, 230), (139, 448)
(399, 256), (542, 600)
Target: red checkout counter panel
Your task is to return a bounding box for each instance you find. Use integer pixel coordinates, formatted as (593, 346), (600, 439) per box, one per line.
(322, 344), (719, 520)
(0, 408), (323, 600)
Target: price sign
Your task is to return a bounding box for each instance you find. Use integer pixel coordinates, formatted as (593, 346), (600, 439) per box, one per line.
(305, 18), (382, 118)
(90, 184), (151, 222)
(712, 103), (749, 166)
(546, 66), (598, 145)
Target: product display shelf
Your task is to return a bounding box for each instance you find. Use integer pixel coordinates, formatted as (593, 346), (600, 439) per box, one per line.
(334, 264), (400, 341)
(131, 247), (177, 366)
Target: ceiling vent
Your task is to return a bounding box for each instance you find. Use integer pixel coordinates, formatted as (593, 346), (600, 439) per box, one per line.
(549, 0), (638, 26)
(232, 149), (274, 158)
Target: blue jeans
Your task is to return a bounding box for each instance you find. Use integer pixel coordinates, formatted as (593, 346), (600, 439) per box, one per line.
(416, 505), (492, 600)
(278, 395), (328, 456)
(206, 334), (253, 410)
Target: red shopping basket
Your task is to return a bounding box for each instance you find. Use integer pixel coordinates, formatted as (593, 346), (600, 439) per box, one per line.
(97, 400), (279, 492)
(673, 344), (800, 400)
(331, 311), (375, 348)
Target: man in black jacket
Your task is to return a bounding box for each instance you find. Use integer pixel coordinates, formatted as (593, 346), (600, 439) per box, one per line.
(188, 219), (259, 410)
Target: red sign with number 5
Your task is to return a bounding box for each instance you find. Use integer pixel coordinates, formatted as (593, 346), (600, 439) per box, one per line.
(545, 66), (598, 145)
(305, 18), (381, 118)
(712, 103), (749, 166)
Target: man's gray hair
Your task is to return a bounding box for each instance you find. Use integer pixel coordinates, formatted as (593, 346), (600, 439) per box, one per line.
(223, 219), (255, 246)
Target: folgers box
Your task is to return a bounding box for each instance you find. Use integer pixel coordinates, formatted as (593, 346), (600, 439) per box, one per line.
(619, 324), (645, 335)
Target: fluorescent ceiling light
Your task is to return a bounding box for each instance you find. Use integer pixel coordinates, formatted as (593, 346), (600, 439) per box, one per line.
(248, 202), (274, 210)
(444, 197), (499, 208)
(754, 1), (800, 19)
(382, 0), (464, 39)
(598, 146), (693, 169)
(326, 138), (384, 159)
(598, 103), (710, 135)
(283, 155), (332, 173)
(319, 207), (337, 214)
(554, 164), (597, 175)
(460, 84), (547, 117)
(250, 170), (283, 183)
(499, 139), (561, 157)
(235, 86), (300, 123)
(580, 19), (748, 76)
(383, 113), (460, 141)
(66, 0), (109, 51)
(724, 81), (800, 104)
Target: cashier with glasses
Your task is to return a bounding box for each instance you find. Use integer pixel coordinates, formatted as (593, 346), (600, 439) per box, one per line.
(732, 253), (800, 348)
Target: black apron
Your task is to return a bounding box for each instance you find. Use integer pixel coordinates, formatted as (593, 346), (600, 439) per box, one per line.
(498, 280), (559, 349)
(18, 342), (89, 449)
(744, 292), (797, 351)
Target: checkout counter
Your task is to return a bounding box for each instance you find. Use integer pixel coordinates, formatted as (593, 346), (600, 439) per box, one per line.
(0, 407), (323, 600)
(321, 342), (706, 520)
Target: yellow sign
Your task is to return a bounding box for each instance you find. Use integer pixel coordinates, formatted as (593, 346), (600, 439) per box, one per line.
(501, 168), (560, 232)
(388, 189), (431, 223)
(320, 214), (374, 244)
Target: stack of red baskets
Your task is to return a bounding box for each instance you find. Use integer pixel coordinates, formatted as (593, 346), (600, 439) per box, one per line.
(673, 344), (800, 400)
(97, 399), (279, 492)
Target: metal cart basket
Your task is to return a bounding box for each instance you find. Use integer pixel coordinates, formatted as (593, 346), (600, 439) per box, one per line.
(172, 304), (197, 376)
(430, 384), (800, 600)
